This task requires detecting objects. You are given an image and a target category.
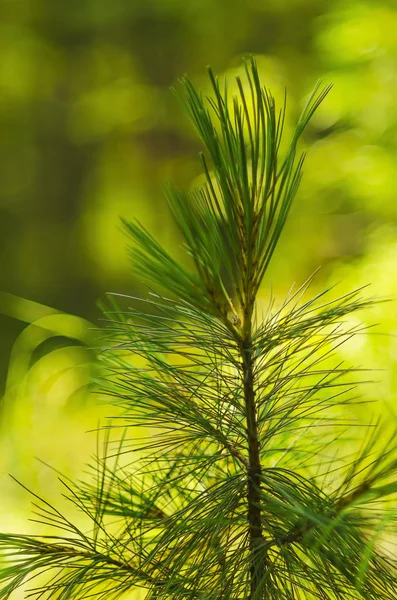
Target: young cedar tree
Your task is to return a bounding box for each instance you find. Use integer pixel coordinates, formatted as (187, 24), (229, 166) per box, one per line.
(0, 58), (396, 600)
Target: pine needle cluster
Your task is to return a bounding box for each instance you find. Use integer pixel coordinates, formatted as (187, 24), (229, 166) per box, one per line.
(1, 58), (397, 599)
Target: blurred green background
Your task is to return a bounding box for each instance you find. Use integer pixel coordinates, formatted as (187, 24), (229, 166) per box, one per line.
(1, 0), (397, 552)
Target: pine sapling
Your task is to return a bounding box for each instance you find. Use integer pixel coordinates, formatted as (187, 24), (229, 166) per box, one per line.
(0, 57), (397, 599)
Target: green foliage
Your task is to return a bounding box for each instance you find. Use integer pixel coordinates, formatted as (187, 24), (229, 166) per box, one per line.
(1, 58), (397, 600)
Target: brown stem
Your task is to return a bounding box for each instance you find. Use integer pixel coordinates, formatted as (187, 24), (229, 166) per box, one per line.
(240, 313), (266, 599)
